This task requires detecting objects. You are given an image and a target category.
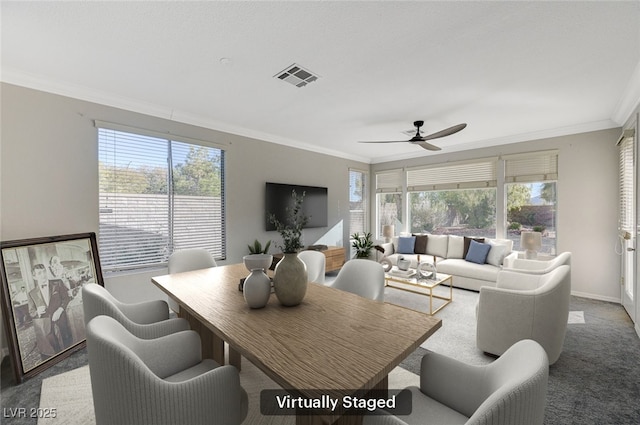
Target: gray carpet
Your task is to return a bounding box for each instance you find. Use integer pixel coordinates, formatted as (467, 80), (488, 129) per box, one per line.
(2, 286), (639, 424)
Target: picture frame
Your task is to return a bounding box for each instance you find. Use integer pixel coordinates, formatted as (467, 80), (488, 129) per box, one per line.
(0, 232), (104, 383)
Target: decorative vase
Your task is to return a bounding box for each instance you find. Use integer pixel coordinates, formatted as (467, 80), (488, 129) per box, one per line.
(417, 261), (437, 280)
(273, 252), (308, 306)
(243, 268), (272, 308)
(397, 255), (411, 271)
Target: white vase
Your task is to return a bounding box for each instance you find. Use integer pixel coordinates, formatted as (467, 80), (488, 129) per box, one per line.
(243, 268), (272, 308)
(273, 252), (308, 306)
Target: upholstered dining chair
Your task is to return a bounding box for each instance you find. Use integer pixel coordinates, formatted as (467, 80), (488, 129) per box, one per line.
(298, 250), (326, 284)
(363, 339), (549, 425)
(167, 248), (217, 312)
(82, 284), (189, 339)
(477, 264), (571, 364)
(328, 259), (385, 301)
(86, 315), (248, 425)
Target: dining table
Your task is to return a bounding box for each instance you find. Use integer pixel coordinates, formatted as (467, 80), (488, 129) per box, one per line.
(151, 263), (442, 425)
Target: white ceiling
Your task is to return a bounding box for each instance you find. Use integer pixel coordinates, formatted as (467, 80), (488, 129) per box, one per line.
(2, 1), (639, 164)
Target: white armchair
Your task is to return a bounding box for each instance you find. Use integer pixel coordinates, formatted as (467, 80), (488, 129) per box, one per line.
(503, 251), (571, 274)
(477, 265), (571, 364)
(364, 339), (549, 425)
(328, 259), (385, 301)
(86, 315), (248, 425)
(82, 284), (189, 339)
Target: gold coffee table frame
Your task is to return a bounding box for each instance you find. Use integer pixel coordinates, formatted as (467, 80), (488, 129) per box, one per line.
(385, 271), (453, 315)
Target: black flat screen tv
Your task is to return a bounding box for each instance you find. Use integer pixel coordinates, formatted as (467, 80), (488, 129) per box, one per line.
(265, 182), (328, 231)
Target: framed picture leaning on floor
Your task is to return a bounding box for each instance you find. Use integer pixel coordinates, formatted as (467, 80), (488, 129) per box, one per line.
(0, 232), (104, 383)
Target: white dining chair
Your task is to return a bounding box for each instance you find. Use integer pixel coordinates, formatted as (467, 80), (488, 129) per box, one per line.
(328, 259), (385, 301)
(167, 248), (217, 313)
(298, 250), (326, 284)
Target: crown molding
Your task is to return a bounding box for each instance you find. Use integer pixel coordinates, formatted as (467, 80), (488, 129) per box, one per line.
(612, 60), (640, 125)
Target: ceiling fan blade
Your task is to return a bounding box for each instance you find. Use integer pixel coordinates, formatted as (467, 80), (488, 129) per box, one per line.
(422, 123), (467, 141)
(416, 141), (442, 151)
(358, 140), (408, 144)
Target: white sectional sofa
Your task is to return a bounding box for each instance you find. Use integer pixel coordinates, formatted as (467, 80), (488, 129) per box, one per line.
(379, 234), (516, 291)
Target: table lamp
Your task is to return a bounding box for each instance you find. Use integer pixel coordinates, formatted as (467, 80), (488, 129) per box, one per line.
(382, 225), (394, 243)
(521, 231), (542, 259)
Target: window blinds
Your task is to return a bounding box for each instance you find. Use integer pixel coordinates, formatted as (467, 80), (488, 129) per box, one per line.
(349, 169), (367, 234)
(505, 151), (558, 183)
(376, 169), (403, 193)
(98, 126), (225, 272)
(619, 135), (634, 234)
(406, 159), (497, 191)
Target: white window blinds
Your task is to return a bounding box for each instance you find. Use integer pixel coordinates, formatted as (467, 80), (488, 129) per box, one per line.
(349, 169), (367, 234)
(505, 151), (558, 183)
(375, 169), (403, 193)
(406, 159), (497, 191)
(619, 135), (634, 234)
(98, 125), (225, 272)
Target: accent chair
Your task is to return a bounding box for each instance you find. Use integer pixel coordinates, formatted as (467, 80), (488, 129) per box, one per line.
(328, 259), (385, 301)
(298, 249), (326, 284)
(167, 248), (217, 312)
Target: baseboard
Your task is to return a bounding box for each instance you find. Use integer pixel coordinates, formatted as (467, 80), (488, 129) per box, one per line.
(570, 290), (621, 304)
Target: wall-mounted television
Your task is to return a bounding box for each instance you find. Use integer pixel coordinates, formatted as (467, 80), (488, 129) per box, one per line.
(265, 182), (328, 231)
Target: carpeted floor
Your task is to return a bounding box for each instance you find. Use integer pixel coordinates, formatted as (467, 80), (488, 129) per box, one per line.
(2, 285), (639, 424)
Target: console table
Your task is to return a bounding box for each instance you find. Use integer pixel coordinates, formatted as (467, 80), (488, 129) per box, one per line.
(274, 246), (346, 272)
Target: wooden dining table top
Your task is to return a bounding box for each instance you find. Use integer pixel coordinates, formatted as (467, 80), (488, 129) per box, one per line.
(151, 262), (442, 396)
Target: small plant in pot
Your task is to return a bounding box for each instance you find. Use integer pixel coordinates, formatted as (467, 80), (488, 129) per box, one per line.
(351, 232), (374, 259)
(248, 239), (271, 255)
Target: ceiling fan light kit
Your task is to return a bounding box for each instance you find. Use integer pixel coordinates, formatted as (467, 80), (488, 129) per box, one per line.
(359, 120), (467, 151)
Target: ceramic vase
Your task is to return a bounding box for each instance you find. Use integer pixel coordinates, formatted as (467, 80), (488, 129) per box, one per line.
(243, 268), (272, 308)
(273, 252), (308, 306)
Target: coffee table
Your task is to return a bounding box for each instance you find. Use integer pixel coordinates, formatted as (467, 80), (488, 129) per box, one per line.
(385, 270), (453, 315)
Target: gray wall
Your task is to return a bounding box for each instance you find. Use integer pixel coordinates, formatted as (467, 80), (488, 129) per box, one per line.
(372, 127), (621, 302)
(0, 83), (367, 352)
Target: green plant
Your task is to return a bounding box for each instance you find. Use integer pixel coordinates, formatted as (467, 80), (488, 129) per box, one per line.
(508, 222), (521, 231)
(268, 190), (308, 253)
(533, 225), (546, 234)
(351, 232), (374, 259)
(248, 239), (271, 254)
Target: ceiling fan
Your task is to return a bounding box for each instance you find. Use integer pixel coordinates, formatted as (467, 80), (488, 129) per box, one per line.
(358, 120), (467, 151)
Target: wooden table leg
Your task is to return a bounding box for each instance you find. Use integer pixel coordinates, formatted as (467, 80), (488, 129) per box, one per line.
(179, 309), (225, 365)
(229, 345), (242, 371)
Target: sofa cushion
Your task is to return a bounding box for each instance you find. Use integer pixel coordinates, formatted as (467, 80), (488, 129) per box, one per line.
(447, 235), (464, 259)
(486, 240), (509, 266)
(398, 236), (416, 254)
(437, 259), (500, 282)
(465, 240), (491, 264)
(463, 236), (485, 257)
(427, 235), (449, 258)
(413, 234), (428, 254)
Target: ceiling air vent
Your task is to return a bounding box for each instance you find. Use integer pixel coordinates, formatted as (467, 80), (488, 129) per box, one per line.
(274, 63), (319, 88)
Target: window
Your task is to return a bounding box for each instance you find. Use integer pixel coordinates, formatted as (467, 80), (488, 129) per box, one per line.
(407, 159), (497, 238)
(375, 169), (404, 239)
(98, 124), (225, 272)
(349, 169), (368, 235)
(504, 151), (558, 255)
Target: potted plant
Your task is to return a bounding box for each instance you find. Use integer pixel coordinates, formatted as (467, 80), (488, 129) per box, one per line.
(267, 190), (309, 306)
(351, 232), (374, 259)
(247, 239), (271, 255)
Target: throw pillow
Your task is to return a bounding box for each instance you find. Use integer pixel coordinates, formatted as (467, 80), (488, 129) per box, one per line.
(463, 236), (485, 258)
(397, 236), (416, 254)
(486, 240), (508, 266)
(465, 240), (491, 264)
(426, 234), (449, 258)
(413, 234), (428, 254)
(447, 235), (464, 259)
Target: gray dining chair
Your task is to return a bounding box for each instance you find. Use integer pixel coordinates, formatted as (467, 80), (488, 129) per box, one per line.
(328, 259), (385, 301)
(82, 284), (189, 339)
(167, 248), (217, 312)
(364, 339), (549, 425)
(86, 315), (248, 425)
(298, 249), (326, 284)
